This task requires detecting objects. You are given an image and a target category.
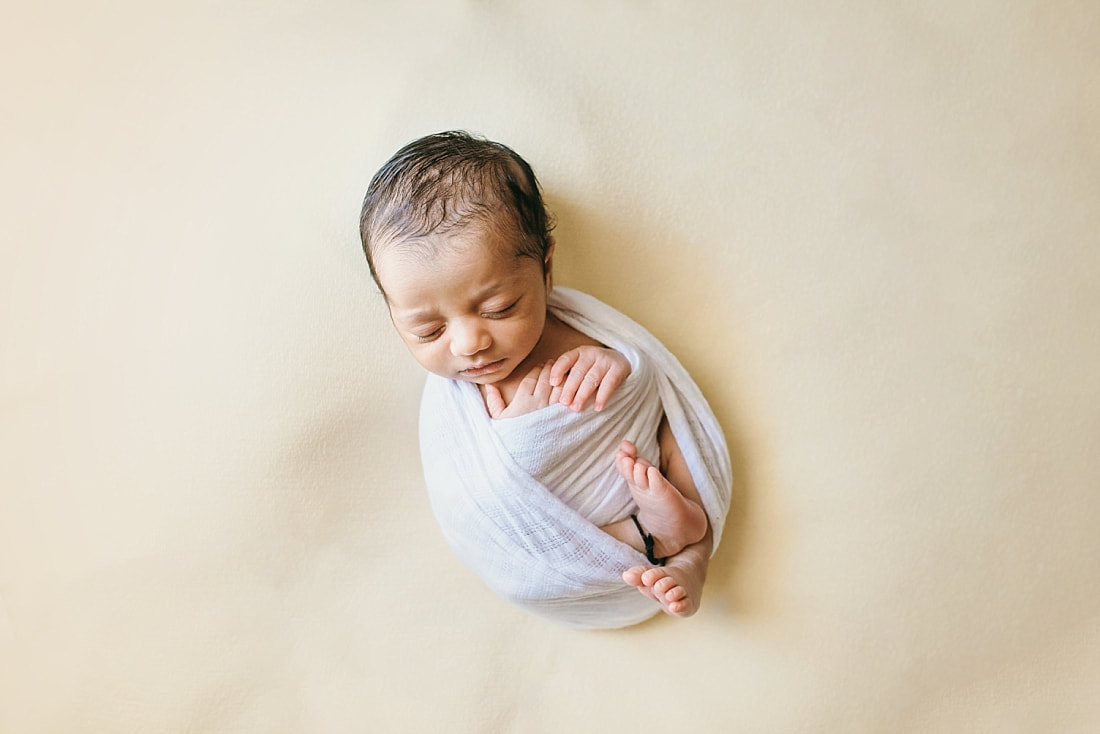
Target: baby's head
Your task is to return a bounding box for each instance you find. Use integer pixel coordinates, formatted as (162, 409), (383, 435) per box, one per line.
(359, 130), (554, 294)
(360, 132), (558, 386)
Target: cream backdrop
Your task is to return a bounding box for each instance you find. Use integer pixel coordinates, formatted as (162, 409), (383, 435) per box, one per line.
(2, 1), (1098, 732)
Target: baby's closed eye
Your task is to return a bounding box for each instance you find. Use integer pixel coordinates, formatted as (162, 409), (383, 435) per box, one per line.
(413, 325), (443, 342)
(481, 300), (519, 318)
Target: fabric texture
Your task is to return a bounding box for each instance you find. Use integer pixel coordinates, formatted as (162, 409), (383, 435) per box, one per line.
(419, 287), (732, 628)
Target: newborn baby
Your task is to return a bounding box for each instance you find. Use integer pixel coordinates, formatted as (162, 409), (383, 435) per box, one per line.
(360, 130), (730, 626)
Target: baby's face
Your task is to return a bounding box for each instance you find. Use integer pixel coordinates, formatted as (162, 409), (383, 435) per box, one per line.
(375, 225), (551, 387)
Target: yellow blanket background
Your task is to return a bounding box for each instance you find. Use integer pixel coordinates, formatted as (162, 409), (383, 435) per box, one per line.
(2, 2), (1098, 731)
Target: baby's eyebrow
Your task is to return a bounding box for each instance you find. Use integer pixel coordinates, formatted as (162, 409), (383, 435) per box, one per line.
(472, 282), (509, 303)
(393, 307), (439, 324)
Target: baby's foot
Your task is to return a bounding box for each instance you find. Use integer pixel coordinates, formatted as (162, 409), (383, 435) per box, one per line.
(622, 550), (707, 618)
(615, 440), (707, 559)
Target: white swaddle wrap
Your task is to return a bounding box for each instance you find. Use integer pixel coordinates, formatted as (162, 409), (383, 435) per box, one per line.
(419, 287), (732, 628)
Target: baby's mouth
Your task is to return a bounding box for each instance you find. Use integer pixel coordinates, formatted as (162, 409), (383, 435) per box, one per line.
(462, 359), (506, 377)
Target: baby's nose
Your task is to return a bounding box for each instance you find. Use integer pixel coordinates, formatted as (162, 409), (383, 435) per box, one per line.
(449, 319), (491, 357)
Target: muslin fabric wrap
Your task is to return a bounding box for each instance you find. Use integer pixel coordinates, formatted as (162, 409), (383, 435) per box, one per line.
(419, 287), (732, 628)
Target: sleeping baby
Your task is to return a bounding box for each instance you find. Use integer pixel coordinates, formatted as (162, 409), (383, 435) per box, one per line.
(359, 131), (731, 627)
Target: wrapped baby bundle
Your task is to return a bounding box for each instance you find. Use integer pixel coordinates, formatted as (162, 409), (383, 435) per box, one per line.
(419, 287), (731, 628)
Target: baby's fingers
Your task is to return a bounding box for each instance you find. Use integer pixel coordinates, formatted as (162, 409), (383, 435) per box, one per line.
(531, 361), (557, 401)
(484, 384), (507, 418)
(557, 357), (597, 407)
(592, 369), (626, 411)
(515, 363), (546, 397)
(564, 366), (604, 411)
(549, 351), (580, 387)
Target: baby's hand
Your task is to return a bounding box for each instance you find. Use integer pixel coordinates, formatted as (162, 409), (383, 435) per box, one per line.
(549, 346), (631, 412)
(484, 361), (563, 419)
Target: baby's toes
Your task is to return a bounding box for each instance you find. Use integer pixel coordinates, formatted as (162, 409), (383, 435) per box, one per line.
(640, 568), (669, 589)
(624, 567), (659, 602)
(661, 583), (687, 603)
(651, 575), (681, 598)
(622, 566), (647, 587)
(667, 598), (695, 616)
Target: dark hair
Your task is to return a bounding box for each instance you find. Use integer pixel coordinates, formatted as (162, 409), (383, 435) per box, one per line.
(359, 131), (555, 290)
